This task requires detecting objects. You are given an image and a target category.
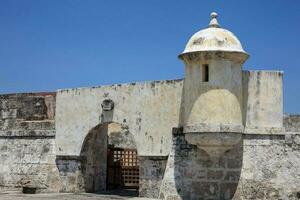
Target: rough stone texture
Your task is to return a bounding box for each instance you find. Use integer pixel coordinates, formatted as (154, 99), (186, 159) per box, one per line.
(0, 138), (60, 192)
(0, 78), (297, 198)
(284, 114), (300, 132)
(56, 124), (109, 193)
(56, 122), (138, 193)
(0, 192), (156, 200)
(159, 129), (300, 200)
(55, 156), (85, 193)
(0, 93), (60, 193)
(107, 122), (137, 149)
(160, 130), (243, 200)
(0, 79), (297, 198)
(237, 133), (300, 199)
(53, 71), (287, 195)
(0, 93), (56, 121)
(139, 156), (167, 198)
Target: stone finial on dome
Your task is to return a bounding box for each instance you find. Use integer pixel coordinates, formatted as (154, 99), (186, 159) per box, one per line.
(179, 11), (248, 60)
(208, 12), (220, 28)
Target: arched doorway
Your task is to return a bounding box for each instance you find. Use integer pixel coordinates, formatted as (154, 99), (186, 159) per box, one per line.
(106, 122), (139, 190)
(80, 122), (139, 194)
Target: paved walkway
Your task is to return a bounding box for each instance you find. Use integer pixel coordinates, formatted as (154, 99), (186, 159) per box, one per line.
(0, 191), (157, 200)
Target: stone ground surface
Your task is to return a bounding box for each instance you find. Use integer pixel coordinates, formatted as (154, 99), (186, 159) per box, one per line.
(0, 190), (157, 200)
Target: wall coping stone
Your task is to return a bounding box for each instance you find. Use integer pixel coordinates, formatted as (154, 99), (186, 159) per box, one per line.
(0, 130), (55, 137)
(173, 125), (289, 137)
(244, 126), (285, 135)
(184, 124), (244, 133)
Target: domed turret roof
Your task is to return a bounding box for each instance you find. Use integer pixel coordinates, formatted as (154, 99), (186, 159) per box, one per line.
(180, 12), (247, 56)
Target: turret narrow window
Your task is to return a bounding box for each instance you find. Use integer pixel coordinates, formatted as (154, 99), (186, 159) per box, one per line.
(202, 64), (209, 82)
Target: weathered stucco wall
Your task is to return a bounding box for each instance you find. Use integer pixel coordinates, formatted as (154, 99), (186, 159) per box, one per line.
(0, 69), (295, 197)
(56, 70), (284, 157)
(182, 59), (243, 132)
(55, 79), (183, 157)
(107, 122), (137, 149)
(56, 121), (140, 193)
(0, 93), (60, 192)
(243, 71), (283, 134)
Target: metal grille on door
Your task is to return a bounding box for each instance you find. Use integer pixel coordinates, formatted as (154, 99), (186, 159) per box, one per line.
(107, 147), (139, 189)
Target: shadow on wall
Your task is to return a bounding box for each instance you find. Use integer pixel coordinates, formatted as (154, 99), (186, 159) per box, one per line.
(80, 123), (108, 192)
(159, 129), (244, 200)
(79, 101), (114, 193)
(177, 70), (244, 129)
(174, 133), (243, 200)
(158, 72), (244, 200)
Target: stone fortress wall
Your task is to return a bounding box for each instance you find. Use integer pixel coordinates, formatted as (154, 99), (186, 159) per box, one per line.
(54, 70), (283, 158)
(0, 72), (299, 199)
(159, 121), (300, 199)
(0, 93), (60, 193)
(54, 79), (183, 193)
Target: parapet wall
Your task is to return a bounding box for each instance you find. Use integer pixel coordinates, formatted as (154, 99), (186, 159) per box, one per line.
(55, 71), (285, 158)
(0, 93), (60, 192)
(55, 79), (184, 157)
(243, 71), (283, 134)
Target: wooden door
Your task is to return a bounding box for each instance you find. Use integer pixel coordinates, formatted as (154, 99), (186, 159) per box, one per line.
(107, 147), (139, 189)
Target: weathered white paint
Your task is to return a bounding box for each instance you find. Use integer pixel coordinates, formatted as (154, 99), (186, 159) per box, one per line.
(180, 12), (247, 55)
(178, 12), (249, 134)
(243, 71), (284, 134)
(55, 70), (284, 157)
(181, 59), (245, 132)
(55, 80), (183, 156)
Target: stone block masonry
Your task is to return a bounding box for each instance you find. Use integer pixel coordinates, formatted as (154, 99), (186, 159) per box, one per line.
(284, 114), (300, 132)
(159, 129), (243, 200)
(55, 156), (85, 193)
(0, 93), (61, 193)
(139, 156), (168, 198)
(0, 84), (299, 199)
(159, 126), (300, 200)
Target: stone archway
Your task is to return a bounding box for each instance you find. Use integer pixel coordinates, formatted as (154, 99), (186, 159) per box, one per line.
(80, 122), (138, 193)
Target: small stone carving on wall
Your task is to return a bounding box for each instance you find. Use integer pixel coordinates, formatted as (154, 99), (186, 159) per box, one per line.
(101, 99), (114, 111)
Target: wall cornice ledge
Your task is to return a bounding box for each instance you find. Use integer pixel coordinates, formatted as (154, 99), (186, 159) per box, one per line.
(184, 124), (244, 133)
(0, 130), (55, 138)
(244, 126), (285, 135)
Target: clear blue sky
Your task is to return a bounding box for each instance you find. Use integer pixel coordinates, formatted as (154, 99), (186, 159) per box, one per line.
(0, 0), (299, 113)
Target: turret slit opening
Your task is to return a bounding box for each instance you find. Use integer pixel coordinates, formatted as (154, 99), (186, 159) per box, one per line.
(202, 64), (209, 82)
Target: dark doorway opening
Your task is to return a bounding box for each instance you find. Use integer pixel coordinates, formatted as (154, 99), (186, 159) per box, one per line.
(107, 146), (139, 191)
